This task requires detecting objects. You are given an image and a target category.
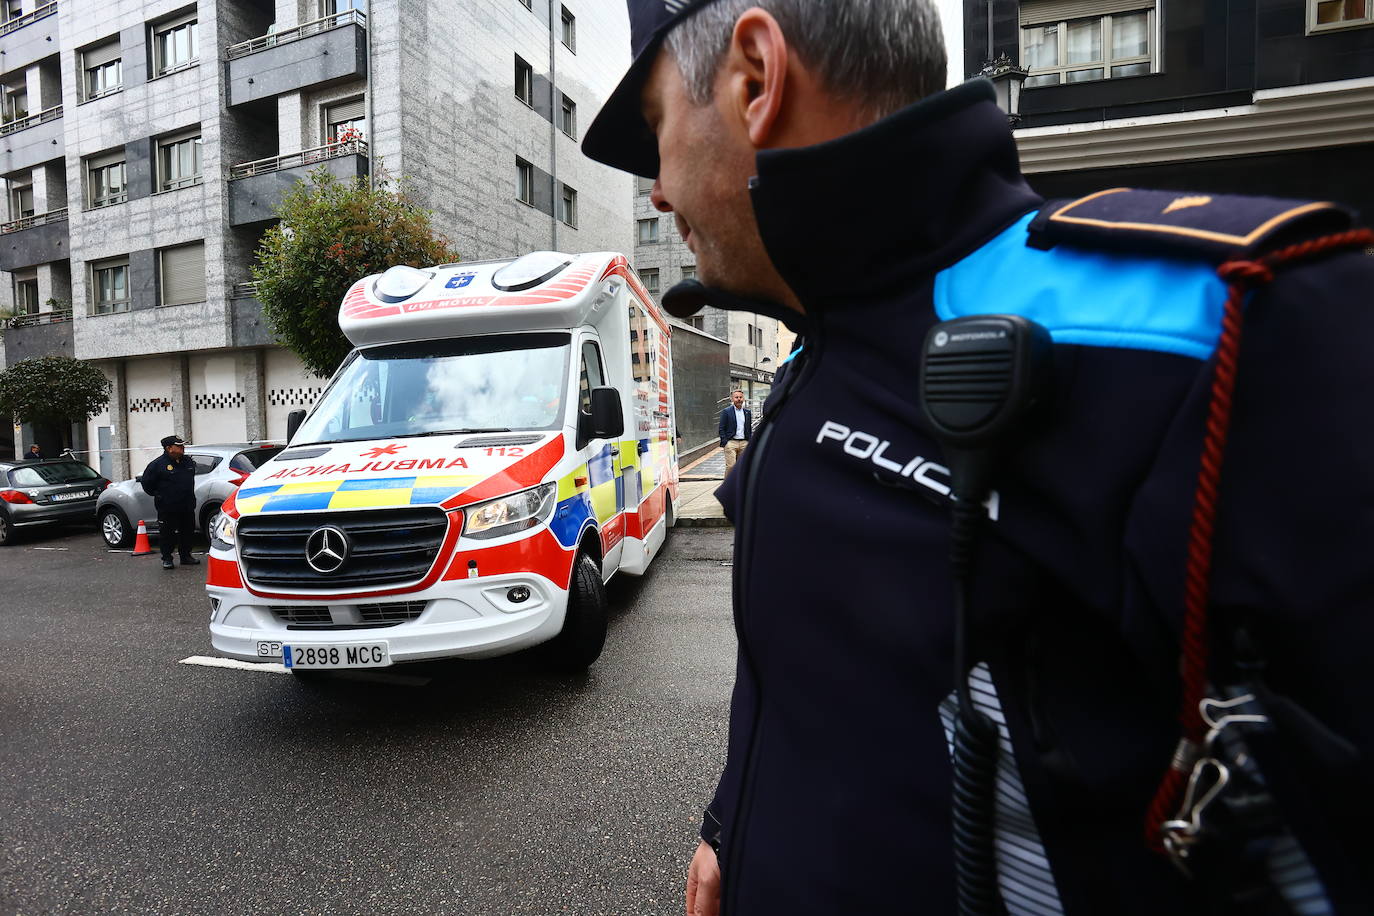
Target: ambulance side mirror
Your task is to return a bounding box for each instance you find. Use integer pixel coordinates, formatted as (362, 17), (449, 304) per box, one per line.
(285, 409), (307, 444)
(584, 387), (624, 442)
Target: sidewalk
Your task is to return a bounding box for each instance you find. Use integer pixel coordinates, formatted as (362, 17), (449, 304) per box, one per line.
(675, 447), (730, 527)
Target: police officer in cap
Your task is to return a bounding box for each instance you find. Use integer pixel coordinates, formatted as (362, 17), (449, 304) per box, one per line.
(141, 435), (200, 570)
(583, 1), (1374, 914)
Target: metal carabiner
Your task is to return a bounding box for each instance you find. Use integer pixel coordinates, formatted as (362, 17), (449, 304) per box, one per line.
(1161, 755), (1232, 874)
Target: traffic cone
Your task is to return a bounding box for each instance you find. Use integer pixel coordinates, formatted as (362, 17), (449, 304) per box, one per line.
(131, 519), (154, 556)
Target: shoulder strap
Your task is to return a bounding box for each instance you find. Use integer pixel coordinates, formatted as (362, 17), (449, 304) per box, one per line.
(1028, 188), (1355, 262)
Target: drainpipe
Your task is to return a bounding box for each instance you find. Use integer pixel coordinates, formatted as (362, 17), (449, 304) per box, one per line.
(365, 0), (375, 189)
(548, 0), (558, 250)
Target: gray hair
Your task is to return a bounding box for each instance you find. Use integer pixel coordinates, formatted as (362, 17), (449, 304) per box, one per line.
(665, 0), (947, 120)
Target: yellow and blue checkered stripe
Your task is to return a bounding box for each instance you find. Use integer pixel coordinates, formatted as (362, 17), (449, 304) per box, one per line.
(236, 474), (483, 514)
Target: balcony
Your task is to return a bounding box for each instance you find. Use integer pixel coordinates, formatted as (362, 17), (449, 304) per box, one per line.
(0, 207), (67, 270)
(0, 3), (59, 73)
(0, 106), (64, 174)
(228, 139), (369, 226)
(229, 283), (277, 347)
(226, 11), (367, 108)
(3, 305), (74, 364)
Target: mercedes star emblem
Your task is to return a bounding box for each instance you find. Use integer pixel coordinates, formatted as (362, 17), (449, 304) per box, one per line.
(305, 526), (351, 574)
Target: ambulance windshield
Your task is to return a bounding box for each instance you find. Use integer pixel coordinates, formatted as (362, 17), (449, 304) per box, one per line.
(293, 333), (570, 445)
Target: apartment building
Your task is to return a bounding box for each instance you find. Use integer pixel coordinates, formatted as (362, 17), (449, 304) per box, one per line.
(963, 1), (1374, 217)
(630, 176), (782, 412)
(0, 0), (632, 476)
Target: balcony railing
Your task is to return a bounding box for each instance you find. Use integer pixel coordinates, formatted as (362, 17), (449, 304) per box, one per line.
(0, 2), (57, 37)
(226, 9), (366, 60)
(1, 207), (67, 233)
(0, 104), (62, 137)
(230, 281), (261, 299)
(6, 305), (72, 328)
(229, 138), (369, 179)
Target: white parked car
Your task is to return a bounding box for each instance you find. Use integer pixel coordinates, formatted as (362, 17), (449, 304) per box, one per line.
(96, 443), (283, 548)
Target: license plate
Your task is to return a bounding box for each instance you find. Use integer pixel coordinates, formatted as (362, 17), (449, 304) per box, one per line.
(281, 643), (390, 669)
(50, 491), (92, 502)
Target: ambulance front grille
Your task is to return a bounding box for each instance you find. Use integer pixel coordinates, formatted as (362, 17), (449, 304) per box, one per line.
(237, 508), (449, 590)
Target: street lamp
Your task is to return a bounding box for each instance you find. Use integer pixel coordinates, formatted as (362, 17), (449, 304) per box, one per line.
(979, 53), (1029, 125)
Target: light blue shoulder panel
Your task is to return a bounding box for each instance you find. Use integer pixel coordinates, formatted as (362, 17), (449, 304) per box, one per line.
(933, 212), (1226, 361)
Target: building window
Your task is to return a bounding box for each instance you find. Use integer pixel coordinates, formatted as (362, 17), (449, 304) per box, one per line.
(637, 218), (659, 245)
(515, 56), (534, 107)
(82, 40), (122, 101)
(159, 242), (206, 306)
(3, 0), (22, 23)
(92, 259), (130, 314)
(516, 158), (534, 205)
(559, 94), (577, 138)
(1022, 7), (1155, 87)
(9, 183), (32, 220)
(561, 6), (576, 51)
(157, 131), (202, 191)
(324, 97), (366, 144)
(681, 265), (696, 281)
(320, 0), (365, 15)
(641, 268), (660, 295)
(636, 175), (654, 196)
(559, 184), (577, 227)
(152, 14), (199, 77)
(14, 276), (38, 315)
(86, 152), (127, 208)
(3, 84), (28, 124)
(685, 315), (704, 330)
(1309, 0), (1374, 30)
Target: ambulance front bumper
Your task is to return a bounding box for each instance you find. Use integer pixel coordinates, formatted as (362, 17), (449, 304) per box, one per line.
(207, 572), (568, 665)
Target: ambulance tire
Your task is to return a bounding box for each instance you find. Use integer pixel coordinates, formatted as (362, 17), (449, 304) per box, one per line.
(545, 552), (608, 672)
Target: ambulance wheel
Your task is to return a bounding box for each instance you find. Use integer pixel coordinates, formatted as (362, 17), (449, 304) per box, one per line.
(545, 553), (608, 672)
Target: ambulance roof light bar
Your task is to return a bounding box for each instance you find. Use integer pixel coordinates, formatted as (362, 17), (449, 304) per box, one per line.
(492, 251), (572, 291)
(374, 265), (434, 303)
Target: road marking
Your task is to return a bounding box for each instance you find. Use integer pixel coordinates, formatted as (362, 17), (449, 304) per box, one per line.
(180, 655), (288, 674)
(32, 546), (70, 551)
(177, 655), (429, 685)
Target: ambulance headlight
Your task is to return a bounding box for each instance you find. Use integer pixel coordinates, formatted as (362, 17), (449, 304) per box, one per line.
(212, 513), (237, 548)
(462, 483), (556, 540)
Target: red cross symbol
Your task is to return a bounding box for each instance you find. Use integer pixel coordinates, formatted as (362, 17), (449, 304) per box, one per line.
(359, 443), (404, 459)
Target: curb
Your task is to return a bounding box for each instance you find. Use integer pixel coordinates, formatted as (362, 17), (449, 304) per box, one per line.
(675, 517), (733, 528)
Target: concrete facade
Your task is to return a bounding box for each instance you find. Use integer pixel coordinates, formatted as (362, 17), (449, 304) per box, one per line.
(0, 0), (633, 474)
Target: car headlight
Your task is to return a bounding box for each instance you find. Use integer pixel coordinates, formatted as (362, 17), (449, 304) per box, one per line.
(462, 483), (556, 540)
(212, 513), (237, 549)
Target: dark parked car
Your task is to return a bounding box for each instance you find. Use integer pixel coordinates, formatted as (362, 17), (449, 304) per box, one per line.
(0, 458), (110, 546)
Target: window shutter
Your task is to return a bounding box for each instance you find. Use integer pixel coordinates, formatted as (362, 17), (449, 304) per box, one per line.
(327, 97), (365, 123)
(88, 149), (124, 169)
(161, 243), (206, 306)
(1019, 0), (1153, 26)
(83, 40), (121, 68)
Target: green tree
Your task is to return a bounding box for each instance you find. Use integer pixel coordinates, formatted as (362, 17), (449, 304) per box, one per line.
(0, 356), (112, 445)
(252, 168), (461, 377)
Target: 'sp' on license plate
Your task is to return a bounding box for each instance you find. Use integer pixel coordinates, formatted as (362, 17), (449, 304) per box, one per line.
(282, 643), (390, 669)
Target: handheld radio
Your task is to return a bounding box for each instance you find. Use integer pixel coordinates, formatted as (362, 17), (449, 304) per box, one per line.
(920, 314), (1053, 916)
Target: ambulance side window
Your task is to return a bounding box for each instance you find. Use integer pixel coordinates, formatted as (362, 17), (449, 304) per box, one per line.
(578, 341), (605, 416)
(629, 303), (654, 386)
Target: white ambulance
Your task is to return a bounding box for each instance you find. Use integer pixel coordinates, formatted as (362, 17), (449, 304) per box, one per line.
(206, 251), (679, 673)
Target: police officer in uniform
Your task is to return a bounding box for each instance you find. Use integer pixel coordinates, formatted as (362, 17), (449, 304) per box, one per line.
(583, 1), (1374, 914)
(141, 435), (200, 570)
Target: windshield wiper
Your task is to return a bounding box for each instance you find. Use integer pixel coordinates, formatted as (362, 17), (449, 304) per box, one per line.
(406, 427), (513, 438)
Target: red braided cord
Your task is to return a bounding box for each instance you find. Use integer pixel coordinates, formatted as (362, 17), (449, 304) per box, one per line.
(1145, 228), (1374, 853)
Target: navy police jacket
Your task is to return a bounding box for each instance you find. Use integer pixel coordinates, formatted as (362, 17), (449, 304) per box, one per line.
(677, 81), (1374, 915)
(141, 451), (197, 513)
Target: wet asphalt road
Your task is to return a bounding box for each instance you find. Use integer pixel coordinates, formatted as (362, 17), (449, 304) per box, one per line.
(0, 524), (737, 916)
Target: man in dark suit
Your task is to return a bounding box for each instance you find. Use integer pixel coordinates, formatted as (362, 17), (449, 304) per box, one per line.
(717, 389), (751, 473)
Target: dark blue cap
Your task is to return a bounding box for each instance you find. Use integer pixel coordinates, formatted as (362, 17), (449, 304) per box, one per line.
(582, 0), (722, 178)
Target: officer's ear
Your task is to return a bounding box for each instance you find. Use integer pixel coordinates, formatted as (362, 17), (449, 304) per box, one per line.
(722, 9), (788, 149)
